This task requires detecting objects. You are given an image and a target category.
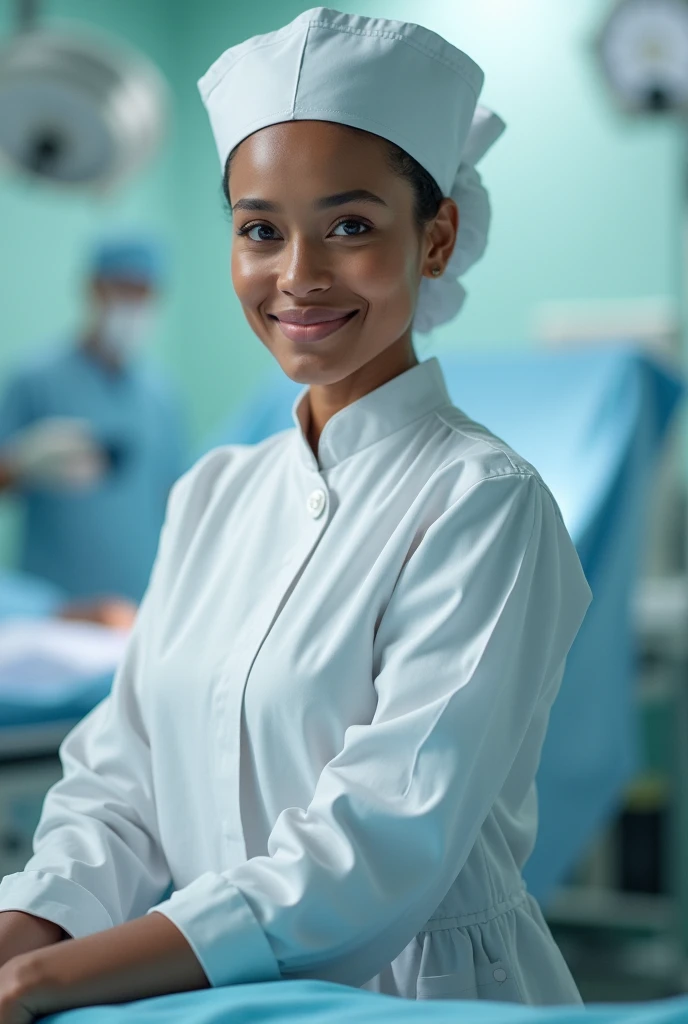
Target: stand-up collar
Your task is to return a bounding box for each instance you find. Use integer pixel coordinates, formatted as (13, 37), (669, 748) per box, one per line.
(290, 357), (452, 471)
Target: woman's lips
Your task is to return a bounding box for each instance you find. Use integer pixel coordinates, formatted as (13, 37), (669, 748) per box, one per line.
(273, 310), (358, 343)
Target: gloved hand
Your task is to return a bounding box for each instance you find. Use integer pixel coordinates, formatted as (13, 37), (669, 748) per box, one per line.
(0, 418), (107, 490)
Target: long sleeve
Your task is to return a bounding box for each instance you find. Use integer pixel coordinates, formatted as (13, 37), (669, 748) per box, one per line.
(150, 471), (592, 988)
(0, 523), (176, 938)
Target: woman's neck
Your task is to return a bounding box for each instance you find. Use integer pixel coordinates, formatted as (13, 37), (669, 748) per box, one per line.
(306, 333), (418, 457)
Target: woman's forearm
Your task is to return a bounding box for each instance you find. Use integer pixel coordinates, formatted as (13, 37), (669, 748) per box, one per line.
(19, 912), (209, 1016)
(0, 912), (66, 969)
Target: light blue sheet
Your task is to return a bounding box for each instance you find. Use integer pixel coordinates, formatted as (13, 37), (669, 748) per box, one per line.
(44, 978), (688, 1023)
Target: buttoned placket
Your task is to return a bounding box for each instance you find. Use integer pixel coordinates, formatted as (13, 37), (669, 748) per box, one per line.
(212, 462), (332, 864)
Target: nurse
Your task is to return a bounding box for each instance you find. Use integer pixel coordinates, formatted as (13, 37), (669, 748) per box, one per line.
(0, 8), (592, 1018)
(0, 236), (187, 602)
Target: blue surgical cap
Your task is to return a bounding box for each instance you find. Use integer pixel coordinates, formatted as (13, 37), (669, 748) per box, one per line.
(90, 236), (165, 287)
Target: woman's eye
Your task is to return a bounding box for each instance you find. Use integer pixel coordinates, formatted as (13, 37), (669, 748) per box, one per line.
(237, 219), (370, 241)
(331, 219), (370, 237)
(238, 223), (280, 241)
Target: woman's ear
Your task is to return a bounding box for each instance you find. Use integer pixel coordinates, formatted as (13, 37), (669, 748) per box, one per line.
(421, 197), (459, 278)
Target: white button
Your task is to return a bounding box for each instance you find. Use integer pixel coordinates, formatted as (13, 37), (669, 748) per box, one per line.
(307, 488), (326, 518)
(493, 968), (507, 983)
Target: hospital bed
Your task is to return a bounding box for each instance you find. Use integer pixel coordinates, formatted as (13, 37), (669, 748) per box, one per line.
(0, 619), (121, 876)
(0, 343), (683, 989)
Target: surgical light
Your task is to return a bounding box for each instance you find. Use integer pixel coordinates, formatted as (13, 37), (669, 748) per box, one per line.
(0, 6), (168, 191)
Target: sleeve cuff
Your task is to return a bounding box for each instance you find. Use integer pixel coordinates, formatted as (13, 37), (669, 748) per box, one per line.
(149, 872), (281, 987)
(0, 870), (113, 938)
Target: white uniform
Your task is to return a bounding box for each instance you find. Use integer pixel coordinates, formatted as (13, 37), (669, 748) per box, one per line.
(0, 357), (591, 1004)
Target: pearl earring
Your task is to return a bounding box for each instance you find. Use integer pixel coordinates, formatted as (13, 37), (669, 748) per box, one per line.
(431, 267), (442, 277)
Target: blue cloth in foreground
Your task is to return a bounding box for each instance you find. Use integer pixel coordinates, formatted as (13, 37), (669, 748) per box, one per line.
(44, 978), (688, 1023)
(0, 345), (187, 601)
(202, 344), (684, 905)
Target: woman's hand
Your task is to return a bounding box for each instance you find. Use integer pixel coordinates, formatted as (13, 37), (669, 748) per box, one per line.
(0, 954), (40, 1024)
(0, 913), (208, 1020)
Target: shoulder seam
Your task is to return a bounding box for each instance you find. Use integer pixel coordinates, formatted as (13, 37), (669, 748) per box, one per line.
(433, 406), (522, 475)
(449, 465), (567, 530)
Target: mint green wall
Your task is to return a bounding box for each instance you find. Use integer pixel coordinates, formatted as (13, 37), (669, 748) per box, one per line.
(0, 0), (683, 566)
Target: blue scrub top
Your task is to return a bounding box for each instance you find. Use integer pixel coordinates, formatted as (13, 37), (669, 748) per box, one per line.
(0, 345), (187, 602)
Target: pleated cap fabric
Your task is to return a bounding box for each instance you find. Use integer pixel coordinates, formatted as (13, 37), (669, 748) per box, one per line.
(198, 8), (506, 332)
(198, 7), (484, 196)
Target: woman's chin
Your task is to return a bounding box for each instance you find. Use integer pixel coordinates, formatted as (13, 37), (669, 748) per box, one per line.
(272, 347), (362, 386)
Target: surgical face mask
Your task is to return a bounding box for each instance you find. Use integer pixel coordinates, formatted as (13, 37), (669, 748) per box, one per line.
(99, 300), (156, 361)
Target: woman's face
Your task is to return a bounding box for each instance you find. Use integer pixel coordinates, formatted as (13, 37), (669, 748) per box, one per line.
(227, 120), (455, 387)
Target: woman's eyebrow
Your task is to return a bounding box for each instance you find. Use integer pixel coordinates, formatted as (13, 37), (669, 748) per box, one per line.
(232, 189), (388, 214)
(316, 189), (388, 209)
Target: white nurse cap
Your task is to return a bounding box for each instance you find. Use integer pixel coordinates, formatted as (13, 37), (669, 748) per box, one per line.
(198, 7), (505, 333)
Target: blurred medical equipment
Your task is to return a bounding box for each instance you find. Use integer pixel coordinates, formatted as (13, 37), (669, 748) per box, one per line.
(0, 0), (168, 192)
(597, 0), (688, 114)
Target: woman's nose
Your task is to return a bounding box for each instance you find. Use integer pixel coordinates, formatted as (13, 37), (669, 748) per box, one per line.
(277, 239), (331, 296)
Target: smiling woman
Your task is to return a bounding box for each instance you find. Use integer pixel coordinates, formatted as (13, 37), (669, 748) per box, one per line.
(223, 119), (457, 446)
(0, 7), (592, 1021)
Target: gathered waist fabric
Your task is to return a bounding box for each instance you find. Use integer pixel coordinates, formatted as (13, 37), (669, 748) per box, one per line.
(422, 887), (528, 931)
(360, 874), (581, 1005)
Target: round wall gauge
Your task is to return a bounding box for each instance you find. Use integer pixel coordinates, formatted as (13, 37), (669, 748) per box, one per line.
(598, 0), (688, 113)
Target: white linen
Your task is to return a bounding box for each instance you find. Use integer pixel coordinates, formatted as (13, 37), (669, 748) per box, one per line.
(0, 618), (129, 694)
(0, 357), (591, 1004)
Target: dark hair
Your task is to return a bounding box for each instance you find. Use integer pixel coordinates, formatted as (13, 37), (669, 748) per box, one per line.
(221, 125), (443, 230)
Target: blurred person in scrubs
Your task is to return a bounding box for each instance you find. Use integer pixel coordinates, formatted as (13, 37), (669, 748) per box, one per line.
(0, 236), (187, 603)
(0, 9), (592, 1018)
